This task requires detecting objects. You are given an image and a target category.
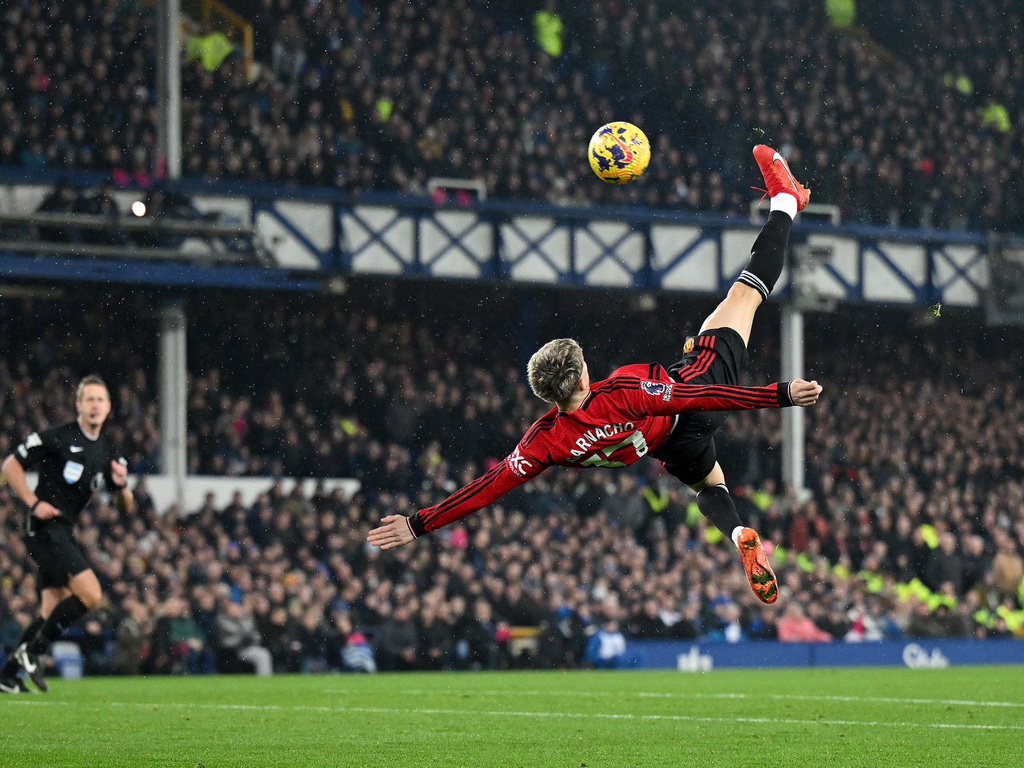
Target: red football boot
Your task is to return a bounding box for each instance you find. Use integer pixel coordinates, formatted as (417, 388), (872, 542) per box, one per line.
(753, 145), (811, 211)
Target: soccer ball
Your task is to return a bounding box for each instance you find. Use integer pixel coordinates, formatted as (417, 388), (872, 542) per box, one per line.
(588, 122), (651, 184)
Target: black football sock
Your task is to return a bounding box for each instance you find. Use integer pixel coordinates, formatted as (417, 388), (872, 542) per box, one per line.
(28, 596), (89, 655)
(19, 616), (45, 648)
(0, 616), (45, 676)
(696, 484), (744, 538)
(736, 211), (792, 301)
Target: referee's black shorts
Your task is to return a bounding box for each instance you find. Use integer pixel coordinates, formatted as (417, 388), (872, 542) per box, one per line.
(25, 521), (92, 589)
(651, 327), (749, 486)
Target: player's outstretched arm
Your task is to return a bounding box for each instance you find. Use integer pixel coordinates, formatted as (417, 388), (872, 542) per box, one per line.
(367, 456), (542, 549)
(633, 375), (823, 416)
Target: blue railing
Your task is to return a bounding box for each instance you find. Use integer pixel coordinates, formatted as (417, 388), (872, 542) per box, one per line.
(0, 167), (991, 306)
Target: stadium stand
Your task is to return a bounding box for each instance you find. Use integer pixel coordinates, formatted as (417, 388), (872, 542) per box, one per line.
(1, 0), (1023, 229)
(1, 284), (1023, 674)
(1, 0), (1023, 676)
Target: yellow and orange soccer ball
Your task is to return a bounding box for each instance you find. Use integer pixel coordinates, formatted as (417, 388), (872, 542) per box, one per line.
(587, 121), (650, 184)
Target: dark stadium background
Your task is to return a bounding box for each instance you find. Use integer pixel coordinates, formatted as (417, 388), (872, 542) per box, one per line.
(0, 0), (1022, 678)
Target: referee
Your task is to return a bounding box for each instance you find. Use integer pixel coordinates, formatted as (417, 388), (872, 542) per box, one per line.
(0, 375), (134, 693)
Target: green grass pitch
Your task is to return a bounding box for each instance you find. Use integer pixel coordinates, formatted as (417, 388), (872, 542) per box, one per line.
(0, 666), (1020, 767)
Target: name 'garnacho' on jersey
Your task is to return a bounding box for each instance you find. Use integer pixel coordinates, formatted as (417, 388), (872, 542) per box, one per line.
(414, 362), (790, 535)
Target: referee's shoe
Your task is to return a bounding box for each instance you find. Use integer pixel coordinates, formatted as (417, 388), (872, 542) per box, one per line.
(0, 675), (30, 694)
(13, 644), (49, 693)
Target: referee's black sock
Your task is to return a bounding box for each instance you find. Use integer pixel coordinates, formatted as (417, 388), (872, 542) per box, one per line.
(0, 616), (44, 677)
(696, 484), (744, 538)
(27, 596), (89, 655)
(736, 211), (793, 301)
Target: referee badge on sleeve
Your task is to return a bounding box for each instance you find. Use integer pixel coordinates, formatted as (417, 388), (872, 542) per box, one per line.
(63, 461), (84, 484)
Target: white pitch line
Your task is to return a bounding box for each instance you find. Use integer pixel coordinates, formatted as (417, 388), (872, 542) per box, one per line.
(368, 688), (1024, 710)
(715, 692), (1024, 709)
(8, 699), (1020, 732)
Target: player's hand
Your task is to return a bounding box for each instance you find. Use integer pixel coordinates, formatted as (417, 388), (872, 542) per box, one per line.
(789, 379), (822, 407)
(110, 459), (129, 489)
(32, 500), (61, 520)
(367, 515), (417, 550)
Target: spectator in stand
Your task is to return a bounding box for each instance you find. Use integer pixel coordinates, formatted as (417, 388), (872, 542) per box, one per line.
(260, 605), (301, 673)
(143, 597), (210, 675)
(459, 599), (502, 671)
(374, 603), (419, 672)
(992, 532), (1024, 602)
(926, 532), (965, 594)
(112, 597), (150, 676)
(585, 619), (627, 669)
(79, 612), (115, 676)
(815, 605), (852, 641)
(213, 598), (273, 676)
(294, 607), (333, 673)
(341, 629), (378, 674)
(416, 602), (453, 671)
(603, 474), (649, 537)
(706, 602), (747, 643)
(906, 599), (949, 639)
(777, 602), (833, 643)
(534, 601), (587, 670)
(628, 598), (673, 640)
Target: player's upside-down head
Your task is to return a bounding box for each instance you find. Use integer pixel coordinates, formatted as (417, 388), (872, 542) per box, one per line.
(527, 338), (585, 404)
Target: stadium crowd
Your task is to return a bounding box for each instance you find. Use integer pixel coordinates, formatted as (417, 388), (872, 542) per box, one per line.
(1, 0), (1024, 231)
(1, 284), (1023, 676)
(2, 0), (1024, 676)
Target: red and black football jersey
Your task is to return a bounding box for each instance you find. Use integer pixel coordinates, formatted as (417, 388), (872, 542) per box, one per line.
(410, 363), (792, 536)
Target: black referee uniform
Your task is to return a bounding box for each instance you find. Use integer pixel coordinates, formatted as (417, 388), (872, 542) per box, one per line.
(14, 421), (127, 586)
(0, 420), (128, 692)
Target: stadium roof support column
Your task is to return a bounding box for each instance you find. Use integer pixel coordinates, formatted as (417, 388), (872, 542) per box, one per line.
(159, 300), (188, 511)
(780, 305), (805, 493)
(157, 0), (182, 179)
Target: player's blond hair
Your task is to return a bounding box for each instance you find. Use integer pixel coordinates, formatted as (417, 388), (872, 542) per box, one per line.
(527, 338), (584, 404)
(76, 374), (109, 402)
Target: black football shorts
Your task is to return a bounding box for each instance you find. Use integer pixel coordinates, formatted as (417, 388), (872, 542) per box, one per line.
(25, 521), (92, 589)
(652, 327), (749, 485)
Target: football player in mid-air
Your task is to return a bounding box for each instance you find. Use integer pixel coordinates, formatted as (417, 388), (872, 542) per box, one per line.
(0, 375), (134, 693)
(369, 145), (816, 605)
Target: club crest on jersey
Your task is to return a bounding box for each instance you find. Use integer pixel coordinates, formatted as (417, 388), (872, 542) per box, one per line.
(63, 461), (84, 484)
(641, 381), (673, 401)
(683, 337), (696, 354)
(507, 447), (533, 478)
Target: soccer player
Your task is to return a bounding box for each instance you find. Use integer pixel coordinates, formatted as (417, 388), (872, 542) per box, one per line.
(0, 375), (135, 693)
(368, 145), (816, 605)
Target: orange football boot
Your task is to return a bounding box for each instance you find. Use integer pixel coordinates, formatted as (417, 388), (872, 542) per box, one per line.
(736, 527), (779, 604)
